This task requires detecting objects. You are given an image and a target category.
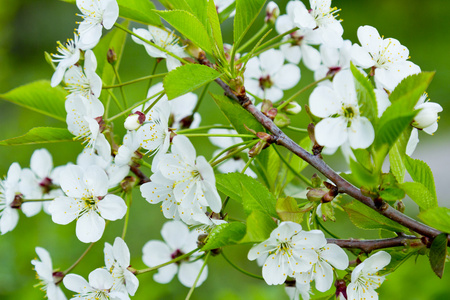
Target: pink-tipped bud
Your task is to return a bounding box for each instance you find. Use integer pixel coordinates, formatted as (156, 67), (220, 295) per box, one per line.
(265, 1), (280, 24)
(124, 112), (145, 130)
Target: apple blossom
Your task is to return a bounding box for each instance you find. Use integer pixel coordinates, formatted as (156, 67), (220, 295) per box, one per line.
(51, 34), (81, 87)
(48, 165), (127, 243)
(76, 0), (119, 50)
(64, 268), (124, 299)
(31, 247), (67, 300)
(142, 220), (208, 287)
(0, 162), (21, 235)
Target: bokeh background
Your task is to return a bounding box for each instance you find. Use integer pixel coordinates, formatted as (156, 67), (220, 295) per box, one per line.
(0, 0), (449, 299)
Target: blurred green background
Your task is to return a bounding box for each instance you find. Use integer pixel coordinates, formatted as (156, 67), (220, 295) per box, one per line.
(0, 0), (449, 299)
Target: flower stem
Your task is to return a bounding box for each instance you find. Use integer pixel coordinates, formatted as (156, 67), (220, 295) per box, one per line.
(177, 125), (234, 134)
(191, 82), (210, 115)
(121, 193), (132, 240)
(185, 252), (210, 300)
(147, 60), (160, 94)
(272, 145), (312, 186)
(112, 64), (128, 107)
(286, 126), (308, 133)
(63, 243), (95, 275)
(106, 90), (164, 122)
(102, 73), (167, 89)
(237, 23), (270, 54)
(210, 140), (258, 167)
(208, 140), (251, 164)
(221, 251), (264, 280)
(106, 88), (124, 111)
(180, 133), (255, 138)
(114, 22), (190, 65)
(21, 198), (53, 203)
(134, 248), (200, 275)
(241, 156), (255, 174)
(277, 75), (333, 110)
(143, 92), (166, 115)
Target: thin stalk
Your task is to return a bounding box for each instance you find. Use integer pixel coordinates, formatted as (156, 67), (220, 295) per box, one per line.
(134, 248), (200, 275)
(63, 243), (95, 275)
(246, 41), (291, 62)
(107, 90), (164, 122)
(114, 23), (189, 65)
(143, 92), (165, 115)
(221, 252), (264, 280)
(191, 83), (210, 115)
(121, 193), (132, 240)
(316, 216), (341, 239)
(112, 64), (128, 107)
(105, 96), (111, 119)
(241, 157), (255, 174)
(278, 75), (333, 110)
(177, 125), (234, 134)
(102, 73), (167, 89)
(147, 60), (160, 93)
(221, 196), (231, 214)
(272, 145), (312, 186)
(209, 140), (251, 164)
(286, 126), (308, 133)
(106, 88), (124, 111)
(237, 23), (269, 53)
(210, 140), (258, 167)
(185, 252), (210, 300)
(139, 159), (152, 170)
(180, 133), (255, 138)
(21, 198), (53, 203)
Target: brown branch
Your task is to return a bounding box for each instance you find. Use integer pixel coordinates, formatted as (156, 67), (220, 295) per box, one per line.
(197, 56), (449, 243)
(130, 165), (150, 184)
(327, 236), (420, 253)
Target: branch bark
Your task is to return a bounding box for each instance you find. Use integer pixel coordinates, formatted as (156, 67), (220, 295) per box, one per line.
(198, 55), (449, 243)
(327, 236), (420, 253)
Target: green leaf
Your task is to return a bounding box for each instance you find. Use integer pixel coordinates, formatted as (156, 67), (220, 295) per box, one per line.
(117, 0), (161, 25)
(381, 248), (418, 275)
(163, 64), (221, 99)
(168, 0), (193, 12)
(404, 155), (437, 202)
(389, 72), (435, 105)
(276, 197), (303, 223)
(389, 127), (412, 183)
(285, 137), (312, 184)
(202, 222), (246, 250)
(240, 210), (277, 243)
(218, 2), (236, 23)
(186, 0), (208, 29)
(0, 80), (67, 122)
(379, 186), (405, 201)
(207, 0), (225, 57)
(429, 233), (448, 278)
(419, 207), (450, 233)
(344, 201), (408, 232)
(156, 10), (213, 54)
(212, 93), (265, 138)
(234, 0), (266, 47)
(351, 62), (377, 122)
(349, 159), (379, 190)
(399, 182), (436, 210)
(241, 180), (278, 218)
(215, 173), (244, 202)
(0, 127), (74, 146)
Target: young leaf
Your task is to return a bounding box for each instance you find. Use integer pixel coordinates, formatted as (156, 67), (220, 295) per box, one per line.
(399, 182), (436, 210)
(404, 155), (437, 202)
(202, 222), (246, 251)
(186, 0), (208, 30)
(349, 159), (379, 190)
(389, 127), (412, 183)
(389, 72), (435, 105)
(234, 0), (266, 48)
(350, 63), (377, 122)
(163, 64), (221, 99)
(219, 2), (236, 23)
(429, 233), (448, 278)
(344, 201), (408, 232)
(156, 10), (213, 54)
(117, 0), (161, 25)
(215, 172), (245, 202)
(0, 80), (67, 122)
(168, 0), (193, 12)
(207, 0), (225, 58)
(276, 197), (304, 223)
(285, 137), (312, 184)
(241, 180), (278, 218)
(240, 210), (277, 243)
(0, 127), (74, 146)
(419, 207), (450, 233)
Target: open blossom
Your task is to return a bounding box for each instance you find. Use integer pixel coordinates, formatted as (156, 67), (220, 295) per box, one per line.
(142, 220), (208, 287)
(0, 162), (21, 235)
(140, 171), (178, 220)
(31, 247), (67, 300)
(51, 35), (81, 87)
(132, 25), (186, 71)
(76, 0), (119, 50)
(248, 222), (321, 285)
(244, 49), (301, 102)
(347, 251), (391, 300)
(285, 283), (311, 300)
(314, 40), (352, 81)
(351, 25), (420, 91)
(287, 0), (344, 48)
(48, 165), (127, 243)
(104, 237), (139, 298)
(309, 70), (375, 149)
(19, 149), (65, 217)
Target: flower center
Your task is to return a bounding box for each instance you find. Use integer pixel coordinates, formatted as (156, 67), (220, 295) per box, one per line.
(311, 6), (341, 27)
(171, 249), (188, 265)
(39, 177), (53, 194)
(259, 75), (273, 90)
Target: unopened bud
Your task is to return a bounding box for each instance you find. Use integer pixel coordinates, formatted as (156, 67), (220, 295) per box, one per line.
(124, 112), (145, 130)
(307, 188), (328, 203)
(284, 101), (302, 115)
(10, 194), (23, 209)
(396, 200), (405, 213)
(412, 103), (442, 129)
(274, 113), (290, 127)
(335, 279), (347, 300)
(249, 140), (266, 157)
(265, 1), (280, 24)
(311, 174), (322, 188)
(120, 176), (137, 192)
(107, 48), (117, 64)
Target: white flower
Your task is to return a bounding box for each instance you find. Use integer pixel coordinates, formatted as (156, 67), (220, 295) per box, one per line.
(104, 237), (139, 298)
(275, 14), (321, 70)
(314, 40), (352, 81)
(287, 0), (344, 48)
(347, 251), (391, 300)
(0, 162), (21, 235)
(48, 165), (127, 243)
(248, 222), (320, 285)
(64, 50), (102, 102)
(265, 1), (280, 24)
(140, 171), (178, 220)
(124, 112), (145, 131)
(19, 149), (64, 217)
(351, 25), (421, 91)
(158, 135), (222, 224)
(64, 268), (121, 300)
(76, 0), (119, 50)
(115, 131), (143, 168)
(309, 70), (375, 149)
(295, 231), (349, 292)
(132, 26), (186, 71)
(406, 94), (443, 155)
(244, 49), (301, 102)
(31, 247), (67, 300)
(142, 220), (208, 287)
(285, 283), (311, 300)
(51, 34), (81, 87)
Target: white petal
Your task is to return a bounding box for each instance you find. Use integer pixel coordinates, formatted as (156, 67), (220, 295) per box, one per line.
(314, 117), (348, 148)
(161, 220), (189, 250)
(280, 44), (302, 65)
(60, 165), (88, 198)
(260, 49), (284, 75)
(21, 202), (43, 217)
(406, 128), (419, 156)
(357, 25), (382, 55)
(142, 240), (172, 266)
(309, 86), (341, 117)
(113, 237), (130, 268)
(63, 274), (91, 293)
(153, 264), (178, 284)
(178, 260), (208, 287)
(30, 148), (53, 179)
(172, 135), (196, 164)
(48, 197), (79, 225)
(314, 261), (334, 292)
(84, 165), (109, 197)
(348, 117), (375, 149)
(104, 242), (114, 269)
(293, 230), (327, 249)
(273, 64), (301, 90)
(89, 268), (114, 290)
(320, 243), (349, 270)
(351, 44), (374, 69)
(97, 194), (127, 221)
(102, 0), (119, 29)
(0, 208), (18, 234)
(76, 211), (105, 243)
(262, 253), (289, 285)
(333, 70), (356, 105)
(301, 44), (322, 71)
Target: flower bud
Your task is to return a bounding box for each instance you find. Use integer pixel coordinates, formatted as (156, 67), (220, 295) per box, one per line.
(412, 103), (442, 129)
(311, 174), (322, 188)
(124, 112), (145, 130)
(335, 279), (347, 300)
(274, 113), (290, 128)
(284, 101), (302, 115)
(107, 48), (117, 64)
(265, 1), (280, 24)
(307, 188), (328, 203)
